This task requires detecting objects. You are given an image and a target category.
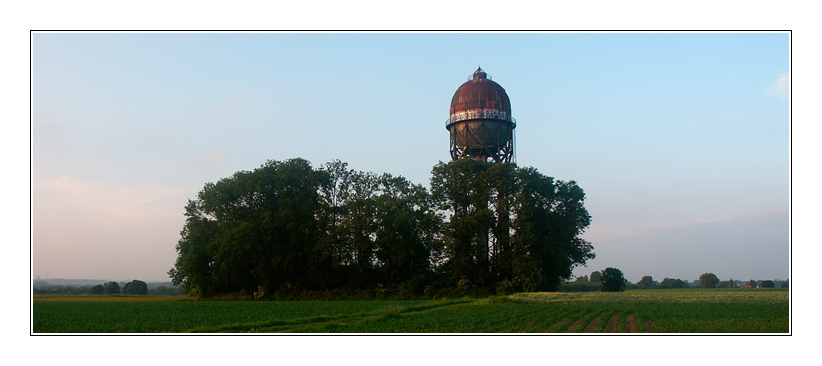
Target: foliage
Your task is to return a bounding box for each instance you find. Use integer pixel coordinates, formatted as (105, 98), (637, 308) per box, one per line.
(103, 281), (120, 294)
(760, 280), (775, 288)
(600, 267), (627, 292)
(169, 158), (594, 297)
(169, 158), (328, 296)
(149, 286), (183, 296)
(699, 273), (720, 288)
(637, 275), (657, 289)
(169, 158), (442, 296)
(32, 283), (183, 296)
(671, 279), (687, 288)
(430, 159), (594, 292)
(123, 280), (148, 295)
(658, 278), (688, 289)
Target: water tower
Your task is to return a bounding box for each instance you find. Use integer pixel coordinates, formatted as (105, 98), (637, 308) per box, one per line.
(446, 67), (516, 164)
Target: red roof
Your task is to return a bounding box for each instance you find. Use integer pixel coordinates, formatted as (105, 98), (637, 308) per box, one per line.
(450, 67), (511, 117)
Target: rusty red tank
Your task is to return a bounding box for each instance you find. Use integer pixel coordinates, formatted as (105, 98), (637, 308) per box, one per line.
(446, 67), (516, 163)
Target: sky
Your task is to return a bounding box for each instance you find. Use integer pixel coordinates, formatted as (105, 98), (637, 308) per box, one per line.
(31, 32), (789, 283)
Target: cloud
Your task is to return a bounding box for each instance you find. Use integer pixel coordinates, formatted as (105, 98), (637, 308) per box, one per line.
(765, 72), (790, 98)
(34, 176), (185, 224)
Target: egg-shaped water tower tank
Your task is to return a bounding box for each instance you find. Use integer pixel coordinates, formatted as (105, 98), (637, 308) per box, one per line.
(446, 67), (516, 164)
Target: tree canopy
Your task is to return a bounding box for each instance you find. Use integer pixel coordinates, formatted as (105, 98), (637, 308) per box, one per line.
(122, 280), (148, 295)
(430, 159), (594, 292)
(637, 275), (656, 289)
(589, 271), (602, 284)
(699, 273), (720, 288)
(103, 281), (120, 294)
(600, 267), (627, 292)
(169, 158), (594, 298)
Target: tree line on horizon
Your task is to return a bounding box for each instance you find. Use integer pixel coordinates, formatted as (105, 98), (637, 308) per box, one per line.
(168, 158), (595, 298)
(32, 280), (184, 296)
(561, 271), (788, 292)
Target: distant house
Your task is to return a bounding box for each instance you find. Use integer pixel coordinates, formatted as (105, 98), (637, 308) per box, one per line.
(740, 283), (752, 288)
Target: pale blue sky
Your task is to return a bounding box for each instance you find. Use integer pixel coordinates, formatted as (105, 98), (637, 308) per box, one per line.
(32, 32), (789, 282)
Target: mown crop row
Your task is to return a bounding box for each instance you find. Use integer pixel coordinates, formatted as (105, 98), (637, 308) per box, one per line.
(32, 289), (789, 333)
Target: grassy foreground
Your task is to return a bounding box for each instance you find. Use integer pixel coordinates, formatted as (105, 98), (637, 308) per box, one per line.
(32, 288), (788, 333)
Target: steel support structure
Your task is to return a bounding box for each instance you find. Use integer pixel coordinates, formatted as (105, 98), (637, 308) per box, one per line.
(447, 118), (516, 164)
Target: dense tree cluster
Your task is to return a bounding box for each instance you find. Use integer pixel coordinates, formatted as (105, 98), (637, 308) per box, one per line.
(636, 275), (689, 289)
(559, 275), (601, 292)
(699, 273), (721, 288)
(557, 273), (789, 292)
(169, 158), (594, 298)
(600, 267), (627, 292)
(32, 281), (182, 296)
(103, 281), (120, 294)
(123, 280), (148, 295)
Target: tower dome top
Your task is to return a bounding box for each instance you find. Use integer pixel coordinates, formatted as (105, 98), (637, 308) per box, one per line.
(450, 67), (511, 118)
(472, 66), (487, 79)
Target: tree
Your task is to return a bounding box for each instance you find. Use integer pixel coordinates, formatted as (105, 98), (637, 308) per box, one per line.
(103, 281), (120, 294)
(431, 159), (497, 287)
(170, 158), (328, 296)
(589, 271), (602, 284)
(90, 284), (104, 294)
(600, 267), (627, 292)
(659, 278), (678, 289)
(372, 174), (440, 288)
(761, 280), (775, 288)
(516, 171), (594, 291)
(315, 161), (440, 290)
(699, 273), (720, 288)
(430, 159), (594, 291)
(170, 158), (594, 298)
(671, 279), (686, 288)
(637, 275), (656, 289)
(123, 280), (148, 295)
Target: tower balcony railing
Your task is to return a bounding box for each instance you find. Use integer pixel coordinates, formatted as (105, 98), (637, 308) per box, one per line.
(446, 109), (516, 127)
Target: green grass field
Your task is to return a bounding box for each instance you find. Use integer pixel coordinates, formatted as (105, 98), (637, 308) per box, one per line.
(32, 288), (789, 333)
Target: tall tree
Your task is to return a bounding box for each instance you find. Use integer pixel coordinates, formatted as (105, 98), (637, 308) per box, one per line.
(511, 167), (594, 290)
(590, 271), (602, 284)
(123, 280), (148, 295)
(431, 159), (594, 291)
(600, 267), (627, 292)
(431, 159), (496, 287)
(103, 281), (120, 294)
(637, 275), (655, 289)
(699, 273), (720, 288)
(373, 174), (440, 287)
(171, 158), (594, 297)
(170, 158), (328, 295)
